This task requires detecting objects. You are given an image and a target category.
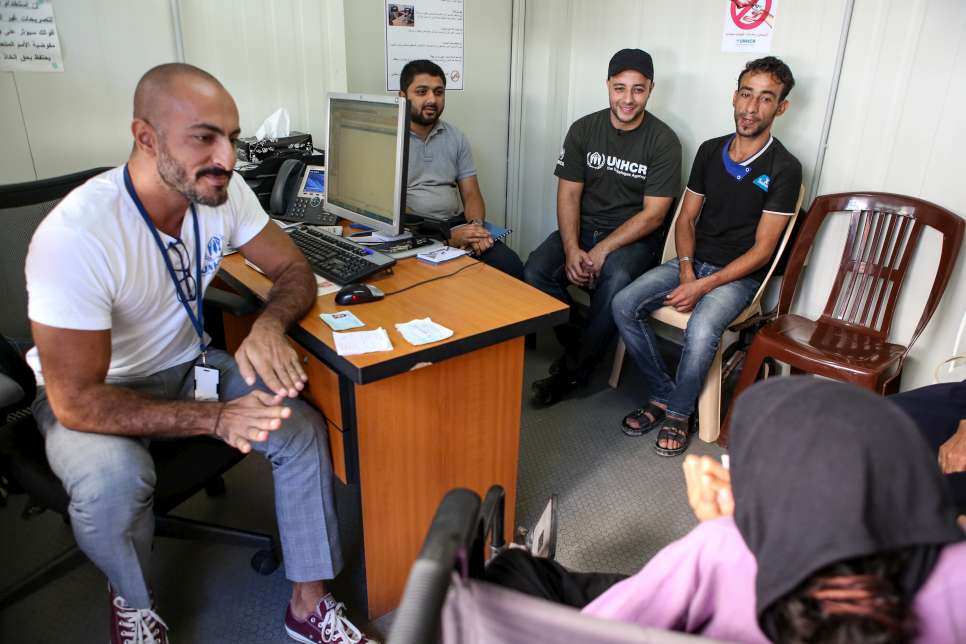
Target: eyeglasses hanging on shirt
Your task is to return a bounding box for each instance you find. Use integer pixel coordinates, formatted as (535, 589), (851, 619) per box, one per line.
(166, 239), (198, 302)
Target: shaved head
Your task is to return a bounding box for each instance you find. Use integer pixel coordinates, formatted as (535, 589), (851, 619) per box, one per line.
(133, 63), (228, 127)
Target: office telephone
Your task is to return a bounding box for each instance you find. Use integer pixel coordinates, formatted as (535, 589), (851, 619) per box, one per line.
(269, 159), (338, 225)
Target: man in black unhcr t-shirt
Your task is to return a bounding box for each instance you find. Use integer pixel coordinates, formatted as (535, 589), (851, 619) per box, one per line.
(524, 48), (682, 406)
(613, 57), (802, 456)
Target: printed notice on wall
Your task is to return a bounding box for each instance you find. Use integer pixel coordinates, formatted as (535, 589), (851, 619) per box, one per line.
(0, 0), (63, 72)
(721, 0), (777, 53)
(385, 0), (463, 91)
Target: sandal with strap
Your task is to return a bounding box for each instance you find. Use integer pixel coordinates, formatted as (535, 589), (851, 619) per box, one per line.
(653, 415), (695, 457)
(621, 402), (666, 437)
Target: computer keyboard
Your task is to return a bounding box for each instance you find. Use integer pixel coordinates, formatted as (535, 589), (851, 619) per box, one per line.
(289, 226), (396, 284)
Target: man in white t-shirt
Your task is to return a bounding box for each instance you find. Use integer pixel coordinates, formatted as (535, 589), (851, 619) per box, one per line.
(25, 64), (371, 644)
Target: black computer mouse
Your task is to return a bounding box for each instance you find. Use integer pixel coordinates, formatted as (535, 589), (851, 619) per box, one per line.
(334, 283), (385, 305)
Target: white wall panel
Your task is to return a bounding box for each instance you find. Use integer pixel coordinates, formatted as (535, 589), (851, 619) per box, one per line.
(0, 74), (35, 183)
(0, 0), (347, 184)
(512, 0), (577, 252)
(511, 0), (849, 255)
(798, 0), (966, 390)
(7, 0), (177, 180)
(179, 0), (347, 147)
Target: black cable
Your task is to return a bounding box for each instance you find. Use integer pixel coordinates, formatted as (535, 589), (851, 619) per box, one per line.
(381, 261), (484, 297)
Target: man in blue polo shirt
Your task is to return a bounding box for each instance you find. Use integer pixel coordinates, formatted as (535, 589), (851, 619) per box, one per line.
(613, 56), (802, 457)
(398, 59), (524, 278)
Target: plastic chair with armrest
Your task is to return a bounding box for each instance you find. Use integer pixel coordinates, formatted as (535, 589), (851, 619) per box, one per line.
(722, 192), (965, 443)
(0, 168), (277, 611)
(608, 186), (804, 443)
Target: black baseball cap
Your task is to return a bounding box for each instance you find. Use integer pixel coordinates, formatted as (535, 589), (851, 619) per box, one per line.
(608, 48), (654, 81)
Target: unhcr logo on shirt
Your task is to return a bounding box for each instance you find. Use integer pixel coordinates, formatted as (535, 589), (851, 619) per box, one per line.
(586, 151), (647, 180)
(202, 235), (224, 275)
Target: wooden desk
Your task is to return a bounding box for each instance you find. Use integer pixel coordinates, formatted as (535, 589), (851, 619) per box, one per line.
(217, 252), (567, 618)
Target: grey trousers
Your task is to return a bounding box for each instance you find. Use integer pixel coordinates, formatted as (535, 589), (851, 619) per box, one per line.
(33, 348), (343, 608)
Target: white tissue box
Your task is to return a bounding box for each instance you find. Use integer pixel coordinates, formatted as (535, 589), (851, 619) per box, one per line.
(236, 131), (313, 163)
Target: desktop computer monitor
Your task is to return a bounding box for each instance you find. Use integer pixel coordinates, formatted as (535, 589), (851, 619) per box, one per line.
(324, 93), (410, 235)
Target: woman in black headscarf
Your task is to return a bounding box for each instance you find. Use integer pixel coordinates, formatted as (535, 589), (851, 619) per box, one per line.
(579, 377), (966, 642)
(730, 377), (965, 642)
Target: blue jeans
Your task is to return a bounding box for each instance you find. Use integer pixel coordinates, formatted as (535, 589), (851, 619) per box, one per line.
(33, 348), (343, 608)
(612, 259), (759, 418)
(524, 229), (660, 369)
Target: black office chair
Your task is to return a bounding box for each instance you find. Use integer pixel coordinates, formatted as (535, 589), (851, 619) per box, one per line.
(0, 167), (277, 611)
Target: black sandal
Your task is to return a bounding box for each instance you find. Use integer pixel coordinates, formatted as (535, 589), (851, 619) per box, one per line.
(621, 402), (666, 437)
(653, 416), (695, 457)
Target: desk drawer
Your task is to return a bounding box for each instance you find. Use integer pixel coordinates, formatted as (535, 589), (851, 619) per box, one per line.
(291, 342), (342, 428)
(291, 343), (347, 484)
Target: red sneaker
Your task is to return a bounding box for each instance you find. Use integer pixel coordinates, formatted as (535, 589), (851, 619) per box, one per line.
(110, 587), (169, 644)
(284, 593), (373, 644)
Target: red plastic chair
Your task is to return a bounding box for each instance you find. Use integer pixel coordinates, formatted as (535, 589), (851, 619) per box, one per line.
(722, 192), (964, 443)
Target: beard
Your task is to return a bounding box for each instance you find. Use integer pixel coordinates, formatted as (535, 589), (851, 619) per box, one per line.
(734, 112), (775, 139)
(410, 103), (441, 127)
(609, 102), (645, 126)
(156, 139), (231, 207)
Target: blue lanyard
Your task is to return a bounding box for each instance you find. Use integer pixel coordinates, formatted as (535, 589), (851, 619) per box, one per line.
(122, 164), (206, 359)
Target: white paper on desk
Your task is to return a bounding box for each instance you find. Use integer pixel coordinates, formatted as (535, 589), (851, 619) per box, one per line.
(317, 277), (341, 296)
(351, 230), (411, 244)
(333, 327), (394, 356)
(245, 258), (341, 295)
(272, 218), (301, 230)
(372, 230), (412, 242)
(395, 318), (454, 346)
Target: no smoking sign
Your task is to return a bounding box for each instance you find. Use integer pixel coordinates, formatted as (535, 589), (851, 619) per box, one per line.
(722, 0), (776, 53)
(730, 0), (772, 30)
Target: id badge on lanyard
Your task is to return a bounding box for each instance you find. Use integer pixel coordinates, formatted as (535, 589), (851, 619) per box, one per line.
(123, 165), (221, 401)
(193, 363), (220, 401)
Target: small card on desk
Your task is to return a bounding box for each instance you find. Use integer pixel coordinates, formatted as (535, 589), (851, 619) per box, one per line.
(416, 246), (468, 264)
(320, 310), (365, 331)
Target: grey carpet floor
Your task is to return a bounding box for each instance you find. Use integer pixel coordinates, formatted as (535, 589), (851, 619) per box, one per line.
(0, 332), (722, 643)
